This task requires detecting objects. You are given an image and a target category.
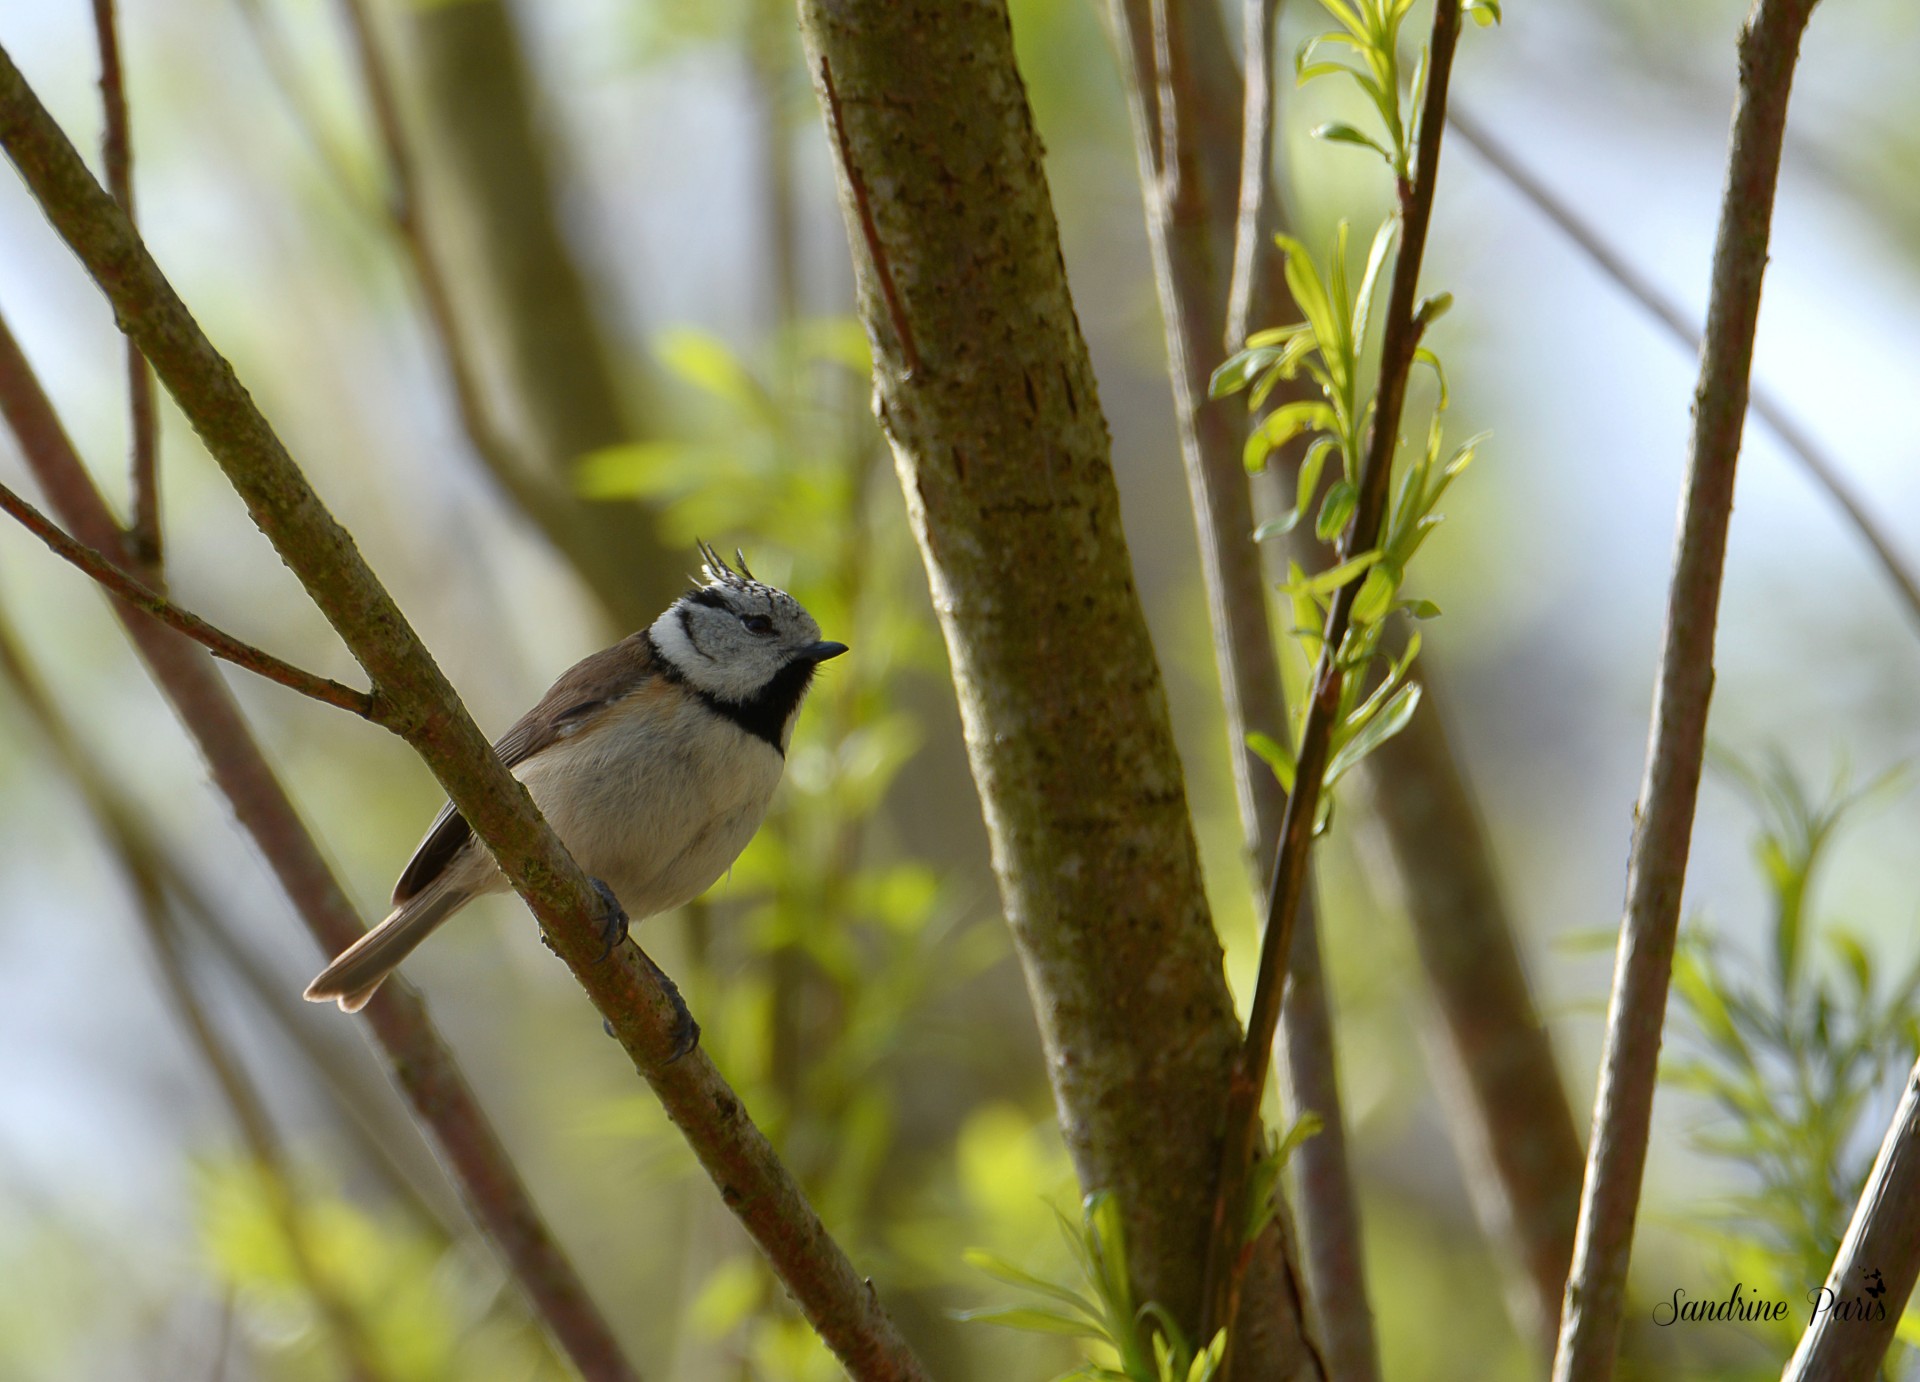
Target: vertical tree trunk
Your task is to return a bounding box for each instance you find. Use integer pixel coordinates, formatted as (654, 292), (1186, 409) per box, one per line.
(793, 3), (1317, 1372)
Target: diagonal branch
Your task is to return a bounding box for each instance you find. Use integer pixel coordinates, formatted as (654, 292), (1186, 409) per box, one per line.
(1783, 1057), (1920, 1380)
(1445, 104), (1920, 635)
(0, 476), (379, 718)
(0, 309), (642, 1382)
(1200, 0), (1464, 1350)
(88, 0), (160, 571)
(0, 45), (927, 1382)
(1551, 2), (1822, 1377)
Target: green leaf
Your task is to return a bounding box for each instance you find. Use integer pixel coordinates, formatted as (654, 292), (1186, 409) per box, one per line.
(1313, 120), (1392, 163)
(1295, 436), (1335, 518)
(1247, 731), (1297, 794)
(1210, 346), (1279, 399)
(1402, 598), (1443, 619)
(575, 440), (719, 499)
(655, 327), (770, 416)
(1190, 1329), (1227, 1382)
(1243, 401), (1335, 473)
(1288, 549), (1382, 597)
(1351, 218), (1398, 351)
(1326, 682), (1422, 786)
(1350, 561), (1401, 625)
(1464, 0), (1503, 26)
(1413, 291), (1454, 328)
(1275, 236), (1338, 355)
(1315, 480), (1357, 541)
(953, 1306), (1104, 1338)
(1827, 929), (1874, 998)
(1412, 346), (1449, 412)
(1672, 949), (1745, 1055)
(1246, 321), (1311, 349)
(962, 1249), (1102, 1320)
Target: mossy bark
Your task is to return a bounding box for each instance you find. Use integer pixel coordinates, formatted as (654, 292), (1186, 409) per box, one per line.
(794, 2), (1315, 1370)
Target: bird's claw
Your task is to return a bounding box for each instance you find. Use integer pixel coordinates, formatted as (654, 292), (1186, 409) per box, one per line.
(590, 879), (629, 962)
(640, 948), (701, 1063)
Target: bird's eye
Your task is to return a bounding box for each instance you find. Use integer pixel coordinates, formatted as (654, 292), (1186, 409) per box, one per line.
(740, 614), (775, 636)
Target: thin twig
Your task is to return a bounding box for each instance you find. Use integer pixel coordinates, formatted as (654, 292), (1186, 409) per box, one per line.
(1228, 21), (1582, 1350)
(1551, 2), (1822, 1378)
(0, 477), (378, 718)
(1112, 0), (1375, 1369)
(1783, 1057), (1920, 1380)
(1224, 0), (1282, 353)
(0, 49), (929, 1382)
(1445, 103), (1920, 635)
(818, 57), (920, 379)
(331, 0), (521, 483)
(1200, 0), (1464, 1350)
(88, 0), (160, 571)
(230, 0), (382, 219)
(0, 312), (643, 1382)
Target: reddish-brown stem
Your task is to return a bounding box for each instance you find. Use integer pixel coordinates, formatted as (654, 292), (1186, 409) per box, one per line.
(1551, 2), (1821, 1376)
(818, 58), (920, 379)
(1199, 0), (1462, 1351)
(0, 476), (378, 718)
(88, 0), (160, 571)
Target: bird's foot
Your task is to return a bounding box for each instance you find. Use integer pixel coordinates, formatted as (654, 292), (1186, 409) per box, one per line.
(639, 947), (701, 1063)
(589, 879), (629, 962)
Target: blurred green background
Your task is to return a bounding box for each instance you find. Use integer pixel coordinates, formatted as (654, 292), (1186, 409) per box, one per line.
(0, 0), (1916, 1378)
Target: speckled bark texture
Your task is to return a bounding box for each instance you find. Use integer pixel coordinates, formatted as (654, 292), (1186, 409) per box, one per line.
(795, 3), (1311, 1368)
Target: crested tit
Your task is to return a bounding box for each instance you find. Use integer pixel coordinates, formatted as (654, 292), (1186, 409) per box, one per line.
(303, 545), (847, 1014)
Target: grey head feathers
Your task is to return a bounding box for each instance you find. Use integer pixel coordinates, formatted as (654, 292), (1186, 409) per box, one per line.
(647, 545), (847, 749)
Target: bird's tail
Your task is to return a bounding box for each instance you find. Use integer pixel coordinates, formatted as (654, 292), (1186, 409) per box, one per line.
(303, 879), (470, 1013)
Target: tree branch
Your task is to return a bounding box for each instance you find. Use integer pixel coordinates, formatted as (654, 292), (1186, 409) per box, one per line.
(1445, 103), (1920, 636)
(343, 0), (684, 629)
(0, 476), (379, 718)
(0, 46), (927, 1382)
(1551, 2), (1822, 1377)
(88, 0), (160, 571)
(1113, 0), (1370, 1371)
(0, 307), (642, 1382)
(1201, 0), (1463, 1350)
(795, 2), (1317, 1375)
(1782, 1057), (1920, 1380)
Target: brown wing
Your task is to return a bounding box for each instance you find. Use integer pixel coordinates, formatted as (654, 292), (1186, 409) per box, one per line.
(391, 632), (661, 903)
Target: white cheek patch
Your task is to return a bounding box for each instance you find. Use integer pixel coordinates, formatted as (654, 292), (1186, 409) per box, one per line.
(648, 607), (699, 670)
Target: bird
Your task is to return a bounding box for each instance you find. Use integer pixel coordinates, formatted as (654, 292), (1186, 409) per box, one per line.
(303, 544), (847, 1024)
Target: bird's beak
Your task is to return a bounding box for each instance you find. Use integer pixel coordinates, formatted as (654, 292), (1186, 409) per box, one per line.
(801, 640), (850, 663)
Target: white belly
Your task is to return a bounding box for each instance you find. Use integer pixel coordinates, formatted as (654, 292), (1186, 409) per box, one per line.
(515, 695), (786, 922)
